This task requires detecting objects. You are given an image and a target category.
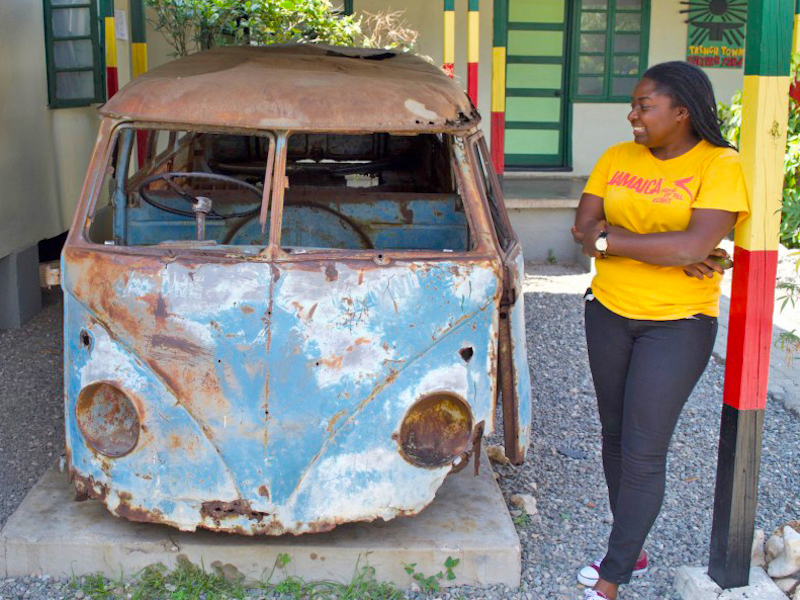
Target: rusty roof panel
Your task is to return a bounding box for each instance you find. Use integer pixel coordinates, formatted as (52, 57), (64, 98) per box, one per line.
(100, 45), (480, 133)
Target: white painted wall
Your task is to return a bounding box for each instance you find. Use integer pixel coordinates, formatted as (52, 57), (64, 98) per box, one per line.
(572, 0), (745, 176)
(0, 0), (174, 261)
(0, 0), (100, 260)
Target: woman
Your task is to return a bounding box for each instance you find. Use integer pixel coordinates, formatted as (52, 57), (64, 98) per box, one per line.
(572, 61), (749, 600)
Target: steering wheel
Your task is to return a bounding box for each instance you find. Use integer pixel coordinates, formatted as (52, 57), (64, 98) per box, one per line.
(137, 171), (263, 219)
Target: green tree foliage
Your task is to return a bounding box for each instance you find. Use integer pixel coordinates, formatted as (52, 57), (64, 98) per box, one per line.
(718, 55), (800, 248)
(146, 0), (361, 56)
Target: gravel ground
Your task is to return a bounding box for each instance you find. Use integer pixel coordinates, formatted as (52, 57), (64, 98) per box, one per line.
(1, 267), (799, 599)
(0, 288), (64, 531)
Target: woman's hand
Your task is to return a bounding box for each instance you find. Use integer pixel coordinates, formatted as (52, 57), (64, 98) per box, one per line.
(581, 219), (607, 258)
(683, 247), (730, 279)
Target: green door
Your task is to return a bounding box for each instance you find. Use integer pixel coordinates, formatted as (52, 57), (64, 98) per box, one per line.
(505, 0), (570, 169)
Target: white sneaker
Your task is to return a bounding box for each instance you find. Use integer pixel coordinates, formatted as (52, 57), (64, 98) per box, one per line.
(577, 552), (649, 586)
(583, 590), (612, 599)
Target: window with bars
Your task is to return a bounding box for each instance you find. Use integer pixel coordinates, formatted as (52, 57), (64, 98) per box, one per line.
(43, 0), (105, 108)
(571, 0), (650, 102)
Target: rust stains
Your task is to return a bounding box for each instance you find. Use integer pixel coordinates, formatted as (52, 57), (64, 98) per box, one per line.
(398, 393), (473, 468)
(324, 263), (338, 282)
(398, 201), (414, 224)
(317, 355), (342, 370)
(200, 499), (271, 525)
(150, 334), (210, 358)
(116, 491), (167, 523)
(257, 485), (270, 498)
(326, 408), (347, 432)
(168, 433), (182, 450)
(154, 294), (170, 323)
(71, 470), (109, 503)
(240, 305), (255, 315)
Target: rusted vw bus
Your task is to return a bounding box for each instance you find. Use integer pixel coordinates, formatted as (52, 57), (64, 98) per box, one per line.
(63, 44), (531, 535)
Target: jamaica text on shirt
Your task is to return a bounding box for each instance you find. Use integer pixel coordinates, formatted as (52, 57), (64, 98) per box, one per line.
(607, 170), (695, 205)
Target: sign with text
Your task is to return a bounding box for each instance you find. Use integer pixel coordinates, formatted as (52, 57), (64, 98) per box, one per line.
(681, 0), (747, 69)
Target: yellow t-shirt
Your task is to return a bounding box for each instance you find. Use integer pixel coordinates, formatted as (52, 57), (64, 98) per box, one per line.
(584, 140), (749, 320)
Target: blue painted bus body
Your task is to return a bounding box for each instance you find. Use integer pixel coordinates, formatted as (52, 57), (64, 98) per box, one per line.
(63, 248), (505, 534)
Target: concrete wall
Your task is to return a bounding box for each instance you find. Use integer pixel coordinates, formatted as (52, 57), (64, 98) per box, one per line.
(0, 0), (100, 260)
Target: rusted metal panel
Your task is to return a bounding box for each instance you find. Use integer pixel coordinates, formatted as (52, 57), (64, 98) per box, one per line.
(100, 45), (480, 134)
(63, 245), (502, 534)
(501, 249), (531, 464)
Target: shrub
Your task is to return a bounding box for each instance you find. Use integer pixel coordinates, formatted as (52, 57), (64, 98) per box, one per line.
(146, 0), (361, 56)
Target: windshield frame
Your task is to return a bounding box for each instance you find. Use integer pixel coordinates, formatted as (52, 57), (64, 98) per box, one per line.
(70, 119), (496, 262)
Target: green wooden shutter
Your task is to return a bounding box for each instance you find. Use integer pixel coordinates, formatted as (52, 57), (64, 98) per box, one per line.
(43, 0), (105, 108)
(571, 0), (650, 102)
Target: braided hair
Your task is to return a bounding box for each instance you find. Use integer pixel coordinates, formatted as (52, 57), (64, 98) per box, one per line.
(642, 61), (733, 149)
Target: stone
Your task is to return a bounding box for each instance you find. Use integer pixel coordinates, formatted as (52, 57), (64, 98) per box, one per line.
(768, 526), (800, 579)
(752, 529), (766, 568)
(486, 445), (511, 465)
(774, 577), (799, 594)
(766, 533), (785, 563)
(509, 494), (538, 516)
(556, 445), (587, 460)
(795, 585), (800, 600)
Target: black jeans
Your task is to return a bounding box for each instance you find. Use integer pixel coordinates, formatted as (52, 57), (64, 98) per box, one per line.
(584, 296), (717, 584)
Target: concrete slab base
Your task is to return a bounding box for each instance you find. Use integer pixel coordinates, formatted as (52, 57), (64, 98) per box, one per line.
(0, 245), (42, 329)
(675, 566), (787, 600)
(0, 450), (520, 589)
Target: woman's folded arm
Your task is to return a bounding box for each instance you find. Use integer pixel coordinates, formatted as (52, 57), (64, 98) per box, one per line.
(582, 208), (737, 266)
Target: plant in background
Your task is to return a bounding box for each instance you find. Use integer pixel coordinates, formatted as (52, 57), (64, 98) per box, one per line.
(146, 0), (361, 56)
(718, 54), (800, 249)
(244, 0), (361, 46)
(356, 9), (429, 59)
(145, 0), (241, 56)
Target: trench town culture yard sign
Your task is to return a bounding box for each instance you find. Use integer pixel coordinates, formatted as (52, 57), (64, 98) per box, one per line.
(681, 0), (748, 68)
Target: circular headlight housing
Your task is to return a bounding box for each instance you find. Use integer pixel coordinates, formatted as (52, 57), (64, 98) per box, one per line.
(76, 382), (140, 458)
(398, 393), (473, 468)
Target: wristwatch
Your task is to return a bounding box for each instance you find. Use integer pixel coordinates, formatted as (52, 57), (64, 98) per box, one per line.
(595, 230), (609, 258)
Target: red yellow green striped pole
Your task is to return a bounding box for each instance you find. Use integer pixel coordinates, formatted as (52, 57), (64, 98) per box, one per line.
(791, 1), (800, 103)
(443, 0), (455, 78)
(103, 0), (118, 99)
(491, 0), (507, 173)
(707, 0), (793, 589)
(130, 0), (147, 80)
(467, 0), (480, 104)
(130, 0), (148, 166)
